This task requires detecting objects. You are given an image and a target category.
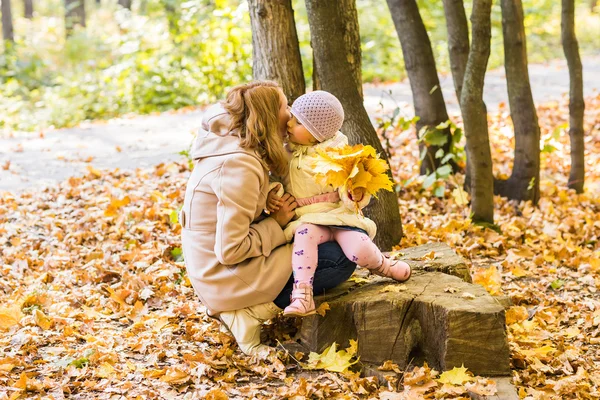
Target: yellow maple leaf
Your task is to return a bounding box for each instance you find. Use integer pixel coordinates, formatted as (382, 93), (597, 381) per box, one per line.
(96, 362), (115, 378)
(380, 284), (407, 293)
(505, 306), (529, 325)
(521, 345), (556, 358)
(86, 165), (102, 178)
(104, 196), (131, 217)
(0, 357), (18, 373)
(0, 306), (23, 330)
(437, 364), (474, 385)
(316, 302), (330, 317)
(304, 341), (359, 373)
(205, 389), (229, 400)
(472, 265), (502, 295)
(33, 309), (52, 330)
(13, 372), (27, 389)
(309, 144), (393, 198)
(161, 367), (190, 384)
(452, 187), (469, 205)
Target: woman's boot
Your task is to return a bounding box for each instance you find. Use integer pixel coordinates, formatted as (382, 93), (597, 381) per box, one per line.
(218, 302), (282, 355)
(283, 282), (316, 317)
(370, 255), (412, 282)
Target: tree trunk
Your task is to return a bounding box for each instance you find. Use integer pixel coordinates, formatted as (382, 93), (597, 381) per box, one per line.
(24, 0), (33, 18)
(312, 50), (321, 91)
(386, 0), (454, 175)
(118, 0), (132, 9)
(494, 0), (541, 203)
(65, 0), (85, 36)
(442, 0), (472, 189)
(1, 0), (14, 42)
(248, 0), (305, 103)
(305, 0), (403, 250)
(442, 0), (469, 101)
(562, 0), (585, 193)
(161, 0), (180, 40)
(460, 0), (494, 223)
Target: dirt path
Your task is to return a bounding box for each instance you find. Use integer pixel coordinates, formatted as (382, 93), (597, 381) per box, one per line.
(1, 55), (598, 193)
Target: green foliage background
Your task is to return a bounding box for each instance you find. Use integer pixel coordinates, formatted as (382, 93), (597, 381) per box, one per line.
(0, 0), (598, 133)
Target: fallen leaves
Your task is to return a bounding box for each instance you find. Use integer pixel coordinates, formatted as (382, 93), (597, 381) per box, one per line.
(0, 306), (22, 330)
(304, 340), (359, 373)
(392, 94), (600, 398)
(0, 94), (598, 398)
(315, 302), (330, 317)
(380, 284), (407, 293)
(437, 364), (473, 385)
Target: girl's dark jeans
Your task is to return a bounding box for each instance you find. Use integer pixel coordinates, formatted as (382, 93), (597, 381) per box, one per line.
(273, 241), (356, 309)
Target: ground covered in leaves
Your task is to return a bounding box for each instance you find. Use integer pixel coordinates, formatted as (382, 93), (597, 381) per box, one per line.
(1, 94), (599, 399)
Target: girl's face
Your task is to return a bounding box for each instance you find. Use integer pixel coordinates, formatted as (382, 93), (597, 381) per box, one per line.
(287, 114), (318, 145)
(278, 90), (291, 139)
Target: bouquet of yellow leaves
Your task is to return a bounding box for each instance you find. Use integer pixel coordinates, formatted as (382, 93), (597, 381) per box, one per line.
(308, 144), (394, 207)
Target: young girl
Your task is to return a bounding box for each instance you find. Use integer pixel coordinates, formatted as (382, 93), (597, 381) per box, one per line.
(268, 91), (411, 317)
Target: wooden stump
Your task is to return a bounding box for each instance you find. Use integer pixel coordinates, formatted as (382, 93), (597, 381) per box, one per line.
(299, 243), (511, 376)
(392, 242), (471, 282)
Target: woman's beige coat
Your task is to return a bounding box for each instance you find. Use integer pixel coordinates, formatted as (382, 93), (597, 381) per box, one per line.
(180, 106), (292, 314)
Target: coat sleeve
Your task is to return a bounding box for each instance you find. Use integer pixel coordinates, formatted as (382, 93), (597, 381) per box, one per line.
(212, 154), (287, 265)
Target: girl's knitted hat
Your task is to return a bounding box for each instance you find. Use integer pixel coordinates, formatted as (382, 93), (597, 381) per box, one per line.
(290, 91), (345, 142)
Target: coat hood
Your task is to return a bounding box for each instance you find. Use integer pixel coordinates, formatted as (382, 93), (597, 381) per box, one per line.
(191, 104), (265, 168)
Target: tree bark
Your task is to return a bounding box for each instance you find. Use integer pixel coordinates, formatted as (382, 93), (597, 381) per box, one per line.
(460, 0), (494, 223)
(248, 0), (305, 103)
(562, 0), (585, 193)
(312, 50), (321, 91)
(24, 0), (33, 18)
(65, 0), (85, 36)
(494, 0), (541, 203)
(118, 0), (132, 9)
(442, 0), (469, 101)
(386, 0), (454, 175)
(1, 0), (14, 42)
(305, 0), (403, 250)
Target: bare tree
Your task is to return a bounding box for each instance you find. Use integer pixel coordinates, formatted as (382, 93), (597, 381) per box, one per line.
(24, 0), (33, 18)
(494, 0), (541, 203)
(65, 0), (85, 36)
(386, 0), (454, 175)
(460, 0), (494, 223)
(442, 0), (469, 101)
(562, 0), (585, 193)
(305, 0), (403, 250)
(248, 0), (305, 103)
(1, 0), (14, 42)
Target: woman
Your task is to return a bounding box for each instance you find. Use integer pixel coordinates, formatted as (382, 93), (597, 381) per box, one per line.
(180, 81), (356, 355)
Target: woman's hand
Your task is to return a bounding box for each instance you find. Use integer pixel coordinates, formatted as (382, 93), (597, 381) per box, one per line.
(266, 184), (284, 213)
(270, 193), (297, 228)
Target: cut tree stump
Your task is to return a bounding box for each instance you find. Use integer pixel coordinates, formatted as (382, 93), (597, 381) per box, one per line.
(391, 242), (472, 282)
(299, 243), (511, 377)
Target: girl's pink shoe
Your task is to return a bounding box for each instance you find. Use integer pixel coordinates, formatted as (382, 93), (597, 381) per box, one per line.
(283, 283), (317, 317)
(371, 256), (411, 282)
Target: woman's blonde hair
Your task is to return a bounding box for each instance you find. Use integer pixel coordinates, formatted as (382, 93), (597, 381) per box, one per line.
(223, 81), (288, 177)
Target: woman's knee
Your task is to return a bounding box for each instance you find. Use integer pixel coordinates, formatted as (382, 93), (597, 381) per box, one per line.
(317, 241), (354, 270)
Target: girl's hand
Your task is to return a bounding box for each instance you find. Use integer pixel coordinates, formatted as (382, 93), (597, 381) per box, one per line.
(349, 187), (365, 202)
(266, 184), (284, 213)
(270, 193), (297, 228)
